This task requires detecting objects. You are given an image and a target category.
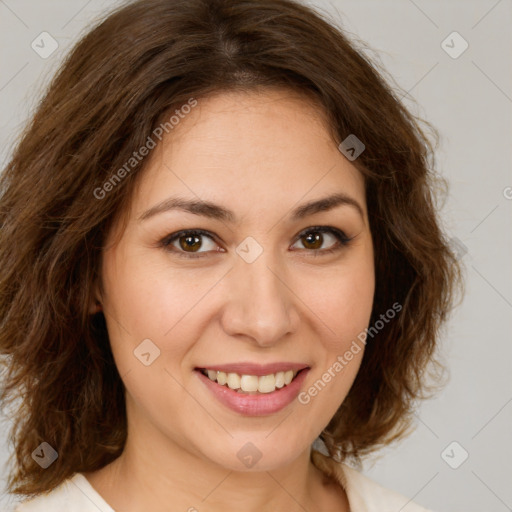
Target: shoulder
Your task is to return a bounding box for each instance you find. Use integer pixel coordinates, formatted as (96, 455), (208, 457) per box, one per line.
(13, 473), (115, 512)
(341, 463), (432, 512)
(311, 449), (434, 512)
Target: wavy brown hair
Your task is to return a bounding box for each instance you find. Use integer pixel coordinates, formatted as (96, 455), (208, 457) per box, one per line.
(0, 0), (463, 498)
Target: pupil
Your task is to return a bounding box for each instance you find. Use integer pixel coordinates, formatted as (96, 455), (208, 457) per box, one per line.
(305, 232), (322, 249)
(177, 232), (324, 253)
(180, 235), (201, 252)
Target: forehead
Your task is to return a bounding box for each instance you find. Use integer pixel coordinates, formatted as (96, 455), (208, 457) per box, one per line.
(130, 89), (367, 222)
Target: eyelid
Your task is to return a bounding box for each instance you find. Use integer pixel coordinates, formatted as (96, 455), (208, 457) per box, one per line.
(160, 225), (353, 258)
(160, 228), (221, 257)
(293, 225), (352, 245)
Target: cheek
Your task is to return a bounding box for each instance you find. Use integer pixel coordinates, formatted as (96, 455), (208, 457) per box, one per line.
(100, 244), (229, 379)
(102, 236), (374, 367)
(99, 247), (186, 372)
(295, 264), (373, 426)
(302, 256), (375, 350)
(102, 244), (191, 332)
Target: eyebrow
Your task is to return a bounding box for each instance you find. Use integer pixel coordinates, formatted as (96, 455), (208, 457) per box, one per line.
(137, 192), (364, 223)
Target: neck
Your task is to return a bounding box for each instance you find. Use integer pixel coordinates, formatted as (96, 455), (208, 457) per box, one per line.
(84, 396), (348, 512)
(107, 440), (322, 511)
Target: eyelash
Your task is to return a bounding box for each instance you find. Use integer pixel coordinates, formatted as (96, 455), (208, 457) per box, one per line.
(159, 226), (354, 259)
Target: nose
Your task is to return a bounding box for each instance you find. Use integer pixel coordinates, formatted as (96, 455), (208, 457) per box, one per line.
(220, 251), (299, 347)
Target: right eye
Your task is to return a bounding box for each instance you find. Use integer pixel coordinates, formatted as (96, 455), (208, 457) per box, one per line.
(160, 229), (224, 258)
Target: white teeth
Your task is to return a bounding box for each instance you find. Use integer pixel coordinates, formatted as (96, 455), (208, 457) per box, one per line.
(275, 371), (285, 388)
(201, 368), (301, 394)
(258, 374), (276, 393)
(240, 375), (259, 392)
(227, 372), (241, 390)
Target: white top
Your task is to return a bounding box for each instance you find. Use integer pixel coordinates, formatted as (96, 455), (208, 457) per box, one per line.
(13, 450), (433, 512)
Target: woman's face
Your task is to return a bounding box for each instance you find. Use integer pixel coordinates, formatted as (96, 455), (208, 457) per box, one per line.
(99, 89), (375, 471)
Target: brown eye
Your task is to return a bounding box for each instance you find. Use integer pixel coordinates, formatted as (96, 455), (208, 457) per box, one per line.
(161, 229), (220, 258)
(291, 226), (353, 255)
(160, 226), (352, 259)
(178, 234), (203, 252)
(301, 231), (327, 250)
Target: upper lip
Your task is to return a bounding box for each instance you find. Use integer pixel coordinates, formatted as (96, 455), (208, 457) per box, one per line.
(196, 362), (310, 376)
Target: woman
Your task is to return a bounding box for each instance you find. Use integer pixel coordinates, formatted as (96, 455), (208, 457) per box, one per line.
(0, 0), (462, 510)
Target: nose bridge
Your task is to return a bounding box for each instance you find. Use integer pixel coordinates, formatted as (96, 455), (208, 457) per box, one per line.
(221, 244), (297, 345)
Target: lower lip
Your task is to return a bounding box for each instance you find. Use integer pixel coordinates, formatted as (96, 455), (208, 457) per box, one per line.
(196, 369), (310, 416)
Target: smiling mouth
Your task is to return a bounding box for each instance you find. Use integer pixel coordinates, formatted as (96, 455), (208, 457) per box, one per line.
(197, 368), (306, 394)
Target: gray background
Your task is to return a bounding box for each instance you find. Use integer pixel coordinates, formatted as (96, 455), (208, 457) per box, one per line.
(1, 1), (511, 511)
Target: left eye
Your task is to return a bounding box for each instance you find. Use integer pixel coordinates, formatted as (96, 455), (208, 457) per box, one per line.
(160, 226), (352, 258)
(291, 228), (345, 252)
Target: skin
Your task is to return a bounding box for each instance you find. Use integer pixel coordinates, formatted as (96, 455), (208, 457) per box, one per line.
(85, 88), (375, 512)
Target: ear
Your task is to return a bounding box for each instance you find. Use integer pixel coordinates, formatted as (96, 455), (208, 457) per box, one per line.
(88, 278), (103, 315)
